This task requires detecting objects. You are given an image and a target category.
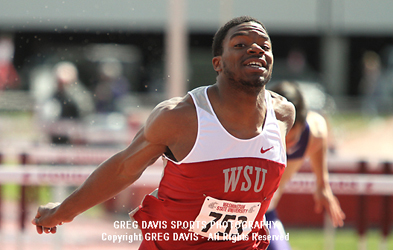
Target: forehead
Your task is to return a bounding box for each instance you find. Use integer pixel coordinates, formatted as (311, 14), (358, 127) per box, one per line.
(226, 21), (270, 41)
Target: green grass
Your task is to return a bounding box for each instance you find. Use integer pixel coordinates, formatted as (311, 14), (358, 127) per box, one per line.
(329, 112), (391, 133)
(329, 113), (372, 131)
(2, 184), (52, 202)
(1, 184), (105, 217)
(329, 113), (377, 136)
(287, 227), (393, 250)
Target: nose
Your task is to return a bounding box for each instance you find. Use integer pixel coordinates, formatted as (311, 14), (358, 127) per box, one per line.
(247, 43), (264, 55)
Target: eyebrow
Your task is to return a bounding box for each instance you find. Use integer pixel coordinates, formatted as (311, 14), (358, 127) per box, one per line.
(229, 30), (270, 42)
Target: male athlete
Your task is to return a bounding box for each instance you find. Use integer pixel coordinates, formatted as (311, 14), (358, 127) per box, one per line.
(265, 80), (346, 250)
(32, 16), (295, 250)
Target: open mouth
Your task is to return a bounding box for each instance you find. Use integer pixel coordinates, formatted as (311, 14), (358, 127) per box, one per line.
(244, 60), (267, 73)
(246, 61), (263, 68)
(243, 57), (267, 70)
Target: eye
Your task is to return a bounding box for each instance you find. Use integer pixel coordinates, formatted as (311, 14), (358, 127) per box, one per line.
(234, 43), (245, 48)
(262, 45), (270, 51)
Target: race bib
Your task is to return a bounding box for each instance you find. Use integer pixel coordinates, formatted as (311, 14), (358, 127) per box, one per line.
(189, 196), (261, 240)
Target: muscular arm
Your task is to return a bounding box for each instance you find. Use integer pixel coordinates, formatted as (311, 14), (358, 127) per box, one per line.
(32, 96), (195, 234)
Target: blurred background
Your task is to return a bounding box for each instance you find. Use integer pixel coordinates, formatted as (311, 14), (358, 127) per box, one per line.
(0, 0), (392, 249)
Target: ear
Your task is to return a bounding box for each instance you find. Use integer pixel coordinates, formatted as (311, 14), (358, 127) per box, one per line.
(212, 56), (222, 73)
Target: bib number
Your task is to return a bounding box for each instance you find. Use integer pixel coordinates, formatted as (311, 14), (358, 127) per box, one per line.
(189, 196), (261, 240)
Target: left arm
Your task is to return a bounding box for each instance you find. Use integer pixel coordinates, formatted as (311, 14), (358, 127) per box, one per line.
(307, 112), (345, 227)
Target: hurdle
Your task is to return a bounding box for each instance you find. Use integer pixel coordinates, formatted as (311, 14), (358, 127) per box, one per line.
(0, 150), (163, 232)
(0, 153), (392, 249)
(283, 160), (393, 250)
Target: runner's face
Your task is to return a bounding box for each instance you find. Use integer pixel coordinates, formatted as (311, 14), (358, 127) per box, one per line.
(218, 22), (273, 88)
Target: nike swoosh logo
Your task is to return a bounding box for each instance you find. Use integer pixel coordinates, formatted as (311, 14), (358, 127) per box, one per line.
(260, 146), (273, 154)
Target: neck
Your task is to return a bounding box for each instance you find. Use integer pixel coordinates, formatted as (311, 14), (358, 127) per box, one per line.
(208, 83), (267, 139)
(215, 78), (266, 108)
(211, 80), (267, 117)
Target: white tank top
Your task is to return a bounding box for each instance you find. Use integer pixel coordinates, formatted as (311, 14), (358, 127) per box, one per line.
(178, 86), (286, 165)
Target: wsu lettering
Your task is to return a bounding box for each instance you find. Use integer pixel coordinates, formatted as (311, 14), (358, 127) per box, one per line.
(223, 166), (267, 193)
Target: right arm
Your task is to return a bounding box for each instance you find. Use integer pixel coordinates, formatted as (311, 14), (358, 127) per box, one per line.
(32, 96), (192, 234)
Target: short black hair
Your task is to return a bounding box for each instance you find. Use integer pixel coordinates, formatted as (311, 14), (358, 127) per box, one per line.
(212, 16), (268, 57)
(269, 81), (308, 125)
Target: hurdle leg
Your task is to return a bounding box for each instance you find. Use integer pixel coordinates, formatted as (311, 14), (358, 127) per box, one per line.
(357, 161), (368, 250)
(19, 153), (28, 231)
(324, 211), (335, 250)
(380, 162), (392, 250)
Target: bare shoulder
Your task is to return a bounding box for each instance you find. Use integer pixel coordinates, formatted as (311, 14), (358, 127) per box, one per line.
(306, 111), (328, 139)
(268, 90), (295, 134)
(144, 95), (197, 145)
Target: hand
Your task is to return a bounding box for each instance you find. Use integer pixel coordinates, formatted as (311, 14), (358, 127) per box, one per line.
(31, 202), (68, 234)
(313, 188), (346, 227)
